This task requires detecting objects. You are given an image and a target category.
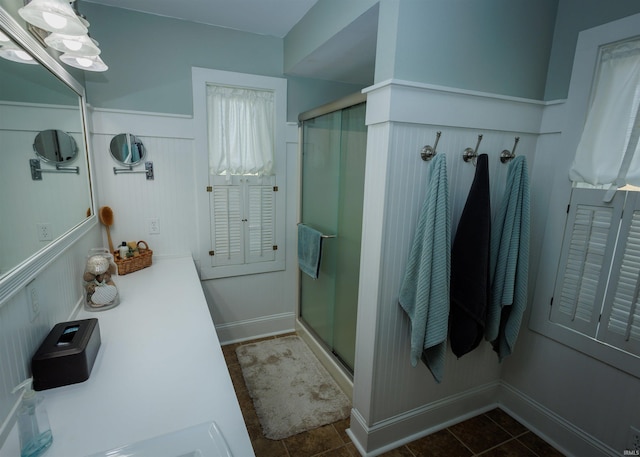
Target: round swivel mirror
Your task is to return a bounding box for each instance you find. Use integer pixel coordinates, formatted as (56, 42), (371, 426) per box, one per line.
(109, 133), (146, 166)
(33, 129), (78, 164)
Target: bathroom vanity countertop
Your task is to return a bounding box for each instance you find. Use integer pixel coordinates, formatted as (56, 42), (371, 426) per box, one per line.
(0, 256), (254, 457)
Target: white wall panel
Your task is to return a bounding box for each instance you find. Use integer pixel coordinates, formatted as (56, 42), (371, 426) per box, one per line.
(352, 80), (546, 453)
(91, 132), (198, 260)
(89, 110), (298, 343)
(0, 226), (101, 444)
(369, 122), (537, 421)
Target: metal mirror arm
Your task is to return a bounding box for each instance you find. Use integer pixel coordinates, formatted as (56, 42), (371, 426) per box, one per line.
(30, 159), (79, 180)
(113, 162), (154, 180)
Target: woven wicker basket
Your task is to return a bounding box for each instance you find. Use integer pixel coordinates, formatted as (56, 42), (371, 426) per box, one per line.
(114, 240), (152, 275)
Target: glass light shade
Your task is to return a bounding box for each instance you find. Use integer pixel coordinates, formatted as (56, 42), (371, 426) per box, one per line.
(0, 44), (38, 65)
(60, 52), (108, 72)
(19, 0), (88, 35)
(45, 33), (100, 56)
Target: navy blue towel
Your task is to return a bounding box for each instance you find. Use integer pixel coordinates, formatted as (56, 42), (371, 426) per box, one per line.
(450, 154), (491, 358)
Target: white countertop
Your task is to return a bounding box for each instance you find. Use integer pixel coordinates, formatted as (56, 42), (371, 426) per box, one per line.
(0, 257), (254, 457)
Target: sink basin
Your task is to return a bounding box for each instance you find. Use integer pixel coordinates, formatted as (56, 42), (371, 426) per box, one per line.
(85, 422), (232, 457)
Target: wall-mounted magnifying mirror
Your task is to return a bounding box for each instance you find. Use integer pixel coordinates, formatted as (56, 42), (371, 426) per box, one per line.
(33, 129), (78, 163)
(109, 133), (146, 166)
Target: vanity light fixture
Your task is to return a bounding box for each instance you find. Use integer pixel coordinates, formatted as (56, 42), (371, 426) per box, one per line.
(18, 0), (88, 36)
(18, 0), (108, 72)
(60, 52), (107, 71)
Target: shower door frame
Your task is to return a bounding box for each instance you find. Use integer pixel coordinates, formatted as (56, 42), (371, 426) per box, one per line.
(296, 92), (367, 386)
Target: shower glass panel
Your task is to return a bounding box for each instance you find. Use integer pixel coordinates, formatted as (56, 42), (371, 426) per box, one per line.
(300, 101), (366, 373)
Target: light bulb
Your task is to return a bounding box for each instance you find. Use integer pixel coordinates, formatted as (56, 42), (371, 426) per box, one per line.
(0, 31), (9, 43)
(62, 39), (82, 51)
(42, 11), (67, 30)
(75, 57), (93, 68)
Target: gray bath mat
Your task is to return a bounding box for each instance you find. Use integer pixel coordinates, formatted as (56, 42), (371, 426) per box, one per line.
(236, 336), (351, 440)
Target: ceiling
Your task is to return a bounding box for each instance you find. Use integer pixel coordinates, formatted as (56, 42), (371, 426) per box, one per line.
(81, 0), (377, 85)
(81, 0), (319, 38)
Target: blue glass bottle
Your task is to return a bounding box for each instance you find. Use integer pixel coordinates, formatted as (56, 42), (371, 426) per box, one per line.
(14, 379), (53, 457)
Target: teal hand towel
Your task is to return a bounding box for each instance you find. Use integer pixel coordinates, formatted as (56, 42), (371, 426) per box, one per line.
(486, 155), (530, 361)
(399, 153), (450, 383)
(298, 224), (323, 279)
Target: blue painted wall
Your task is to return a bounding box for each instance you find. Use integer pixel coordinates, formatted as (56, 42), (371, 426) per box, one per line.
(376, 0), (558, 100)
(544, 0), (640, 100)
(79, 2), (363, 121)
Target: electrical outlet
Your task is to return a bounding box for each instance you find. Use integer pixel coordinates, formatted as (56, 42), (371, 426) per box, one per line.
(36, 223), (53, 241)
(627, 426), (640, 454)
(26, 281), (40, 322)
(147, 218), (160, 235)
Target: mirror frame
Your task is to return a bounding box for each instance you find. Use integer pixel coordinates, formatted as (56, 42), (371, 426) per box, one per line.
(0, 8), (97, 305)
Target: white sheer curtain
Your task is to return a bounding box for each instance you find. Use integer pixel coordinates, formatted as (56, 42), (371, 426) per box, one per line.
(207, 85), (274, 177)
(569, 38), (640, 199)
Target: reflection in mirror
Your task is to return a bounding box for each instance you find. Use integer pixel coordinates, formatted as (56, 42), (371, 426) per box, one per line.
(110, 133), (146, 166)
(0, 24), (92, 278)
(33, 129), (78, 163)
(0, 37), (37, 65)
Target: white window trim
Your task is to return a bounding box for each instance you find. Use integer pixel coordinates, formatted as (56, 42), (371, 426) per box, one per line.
(529, 13), (640, 379)
(192, 68), (287, 279)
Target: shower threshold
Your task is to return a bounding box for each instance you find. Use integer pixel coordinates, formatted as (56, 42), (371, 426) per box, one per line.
(296, 319), (354, 401)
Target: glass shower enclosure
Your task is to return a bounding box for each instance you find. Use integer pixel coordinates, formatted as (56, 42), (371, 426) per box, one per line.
(298, 95), (367, 374)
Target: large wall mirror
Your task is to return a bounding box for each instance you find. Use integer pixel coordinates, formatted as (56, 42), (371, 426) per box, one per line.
(0, 8), (95, 301)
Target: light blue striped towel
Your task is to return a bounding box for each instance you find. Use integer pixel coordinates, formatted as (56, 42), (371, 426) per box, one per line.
(485, 155), (530, 361)
(398, 153), (450, 383)
(298, 224), (323, 279)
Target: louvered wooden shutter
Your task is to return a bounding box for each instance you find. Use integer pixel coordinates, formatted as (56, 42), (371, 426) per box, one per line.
(210, 181), (244, 266)
(246, 177), (276, 263)
(550, 189), (623, 336)
(599, 193), (640, 355)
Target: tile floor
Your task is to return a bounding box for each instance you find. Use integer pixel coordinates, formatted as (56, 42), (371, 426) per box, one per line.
(222, 335), (565, 457)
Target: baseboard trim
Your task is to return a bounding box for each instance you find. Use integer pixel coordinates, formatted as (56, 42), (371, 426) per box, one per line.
(214, 312), (295, 344)
(498, 382), (618, 457)
(348, 381), (500, 456)
(347, 380), (619, 457)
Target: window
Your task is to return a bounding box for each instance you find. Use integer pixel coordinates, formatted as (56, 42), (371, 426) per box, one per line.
(192, 68), (286, 280)
(569, 37), (640, 199)
(207, 85), (275, 177)
(529, 13), (640, 378)
(209, 175), (277, 268)
(554, 37), (640, 357)
(551, 188), (640, 357)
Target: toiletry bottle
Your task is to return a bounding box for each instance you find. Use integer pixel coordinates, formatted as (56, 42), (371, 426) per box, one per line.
(119, 241), (129, 259)
(12, 378), (53, 457)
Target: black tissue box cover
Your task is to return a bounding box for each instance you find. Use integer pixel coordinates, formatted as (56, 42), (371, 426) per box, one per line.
(32, 318), (101, 391)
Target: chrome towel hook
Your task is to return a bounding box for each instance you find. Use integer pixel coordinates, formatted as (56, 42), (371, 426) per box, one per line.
(421, 131), (441, 161)
(500, 136), (520, 163)
(463, 134), (483, 163)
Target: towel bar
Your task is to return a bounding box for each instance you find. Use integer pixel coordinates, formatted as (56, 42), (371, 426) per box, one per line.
(297, 223), (336, 238)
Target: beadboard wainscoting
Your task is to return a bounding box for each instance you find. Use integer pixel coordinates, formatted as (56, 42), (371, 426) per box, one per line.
(89, 108), (299, 344)
(348, 80), (580, 456)
(89, 108), (197, 260)
(0, 226), (101, 447)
